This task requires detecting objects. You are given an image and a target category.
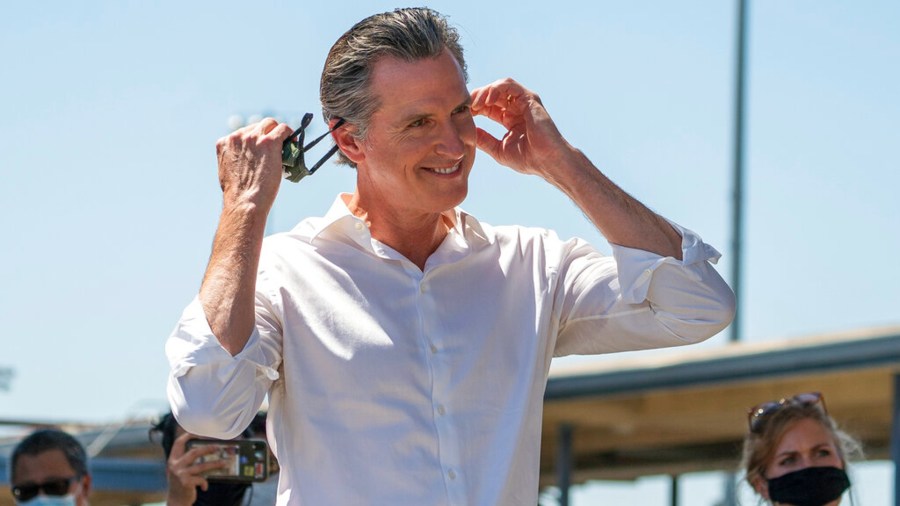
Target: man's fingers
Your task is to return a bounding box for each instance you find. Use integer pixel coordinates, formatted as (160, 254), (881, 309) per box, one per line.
(169, 432), (195, 460)
(256, 117), (279, 134)
(173, 466), (210, 490)
(471, 78), (527, 112)
(475, 128), (502, 161)
(474, 103), (515, 127)
(267, 122), (295, 142)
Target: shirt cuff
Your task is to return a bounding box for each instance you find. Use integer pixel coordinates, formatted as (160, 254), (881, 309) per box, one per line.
(165, 296), (280, 381)
(611, 220), (722, 305)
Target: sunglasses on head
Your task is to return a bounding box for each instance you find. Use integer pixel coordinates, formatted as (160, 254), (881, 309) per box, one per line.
(12, 477), (76, 502)
(281, 113), (346, 183)
(747, 391), (827, 434)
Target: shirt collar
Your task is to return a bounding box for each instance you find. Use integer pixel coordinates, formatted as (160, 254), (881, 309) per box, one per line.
(298, 193), (490, 252)
(304, 193), (358, 241)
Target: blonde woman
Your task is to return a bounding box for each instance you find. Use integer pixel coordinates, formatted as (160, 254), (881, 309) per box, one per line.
(741, 392), (862, 506)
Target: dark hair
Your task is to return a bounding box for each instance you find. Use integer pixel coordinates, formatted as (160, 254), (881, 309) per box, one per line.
(10, 428), (89, 482)
(150, 413), (180, 459)
(320, 7), (467, 167)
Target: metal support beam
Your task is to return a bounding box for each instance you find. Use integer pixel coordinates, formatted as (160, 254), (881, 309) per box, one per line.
(723, 473), (737, 506)
(557, 423), (573, 506)
(670, 475), (679, 506)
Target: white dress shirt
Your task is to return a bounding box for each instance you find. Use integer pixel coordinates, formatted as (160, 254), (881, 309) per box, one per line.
(167, 194), (734, 506)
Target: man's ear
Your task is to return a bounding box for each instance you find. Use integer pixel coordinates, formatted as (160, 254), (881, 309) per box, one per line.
(331, 121), (365, 166)
(77, 474), (92, 505)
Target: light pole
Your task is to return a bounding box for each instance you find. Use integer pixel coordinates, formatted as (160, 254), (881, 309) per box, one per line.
(729, 0), (749, 345)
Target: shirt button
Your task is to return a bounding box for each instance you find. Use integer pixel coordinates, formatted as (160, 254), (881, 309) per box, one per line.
(429, 344), (438, 354)
(447, 469), (456, 480)
(437, 405), (446, 416)
(420, 283), (428, 292)
(354, 222), (364, 231)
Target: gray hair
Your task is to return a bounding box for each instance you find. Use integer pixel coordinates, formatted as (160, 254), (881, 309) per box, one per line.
(10, 428), (89, 482)
(320, 7), (468, 167)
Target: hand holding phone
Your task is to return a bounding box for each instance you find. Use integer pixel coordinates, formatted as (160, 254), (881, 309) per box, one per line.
(185, 438), (269, 482)
(165, 432), (234, 506)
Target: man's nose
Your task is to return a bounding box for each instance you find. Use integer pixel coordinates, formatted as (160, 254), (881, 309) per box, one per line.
(435, 120), (469, 157)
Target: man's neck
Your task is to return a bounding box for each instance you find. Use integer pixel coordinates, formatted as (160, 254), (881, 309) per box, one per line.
(344, 192), (453, 271)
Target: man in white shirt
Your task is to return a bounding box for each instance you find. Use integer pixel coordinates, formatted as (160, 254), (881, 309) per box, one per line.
(166, 7), (735, 505)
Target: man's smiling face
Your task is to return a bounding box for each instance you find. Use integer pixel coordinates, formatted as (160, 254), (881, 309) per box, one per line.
(353, 48), (476, 218)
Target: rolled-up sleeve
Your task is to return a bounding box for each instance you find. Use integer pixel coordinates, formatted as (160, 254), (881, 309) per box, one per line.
(553, 221), (735, 356)
(166, 296), (281, 439)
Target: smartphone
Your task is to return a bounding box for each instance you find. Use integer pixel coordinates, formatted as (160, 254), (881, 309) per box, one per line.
(185, 438), (269, 482)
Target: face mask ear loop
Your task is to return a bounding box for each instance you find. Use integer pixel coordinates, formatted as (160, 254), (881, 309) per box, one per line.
(288, 113), (314, 145)
(305, 118), (346, 175)
(282, 115), (345, 182)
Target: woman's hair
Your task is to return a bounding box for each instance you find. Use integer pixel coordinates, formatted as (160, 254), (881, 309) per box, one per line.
(740, 400), (863, 491)
(319, 7), (467, 167)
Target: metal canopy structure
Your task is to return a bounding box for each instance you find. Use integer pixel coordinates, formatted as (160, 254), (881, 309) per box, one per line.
(1, 325), (898, 505)
(539, 324), (900, 496)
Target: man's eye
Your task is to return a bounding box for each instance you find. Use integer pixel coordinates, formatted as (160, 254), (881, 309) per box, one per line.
(408, 118), (426, 128)
(453, 105), (471, 115)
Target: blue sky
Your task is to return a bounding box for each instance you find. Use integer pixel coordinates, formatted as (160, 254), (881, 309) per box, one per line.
(2, 1), (897, 504)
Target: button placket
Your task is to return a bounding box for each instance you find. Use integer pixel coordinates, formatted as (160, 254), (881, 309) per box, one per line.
(417, 271), (462, 500)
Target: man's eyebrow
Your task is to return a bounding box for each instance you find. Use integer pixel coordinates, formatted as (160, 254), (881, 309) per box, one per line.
(456, 97), (473, 109)
(396, 98), (471, 126)
(399, 111), (432, 124)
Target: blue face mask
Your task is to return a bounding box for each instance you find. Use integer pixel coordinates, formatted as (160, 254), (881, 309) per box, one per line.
(17, 495), (76, 506)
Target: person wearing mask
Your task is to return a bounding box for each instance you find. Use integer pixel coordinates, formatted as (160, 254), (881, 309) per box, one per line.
(742, 392), (862, 506)
(9, 428), (91, 506)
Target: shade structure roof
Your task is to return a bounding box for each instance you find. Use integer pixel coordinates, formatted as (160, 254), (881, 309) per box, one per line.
(539, 324), (900, 486)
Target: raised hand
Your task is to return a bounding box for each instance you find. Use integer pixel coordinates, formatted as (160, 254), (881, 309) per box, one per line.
(215, 118), (294, 213)
(165, 432), (231, 506)
(470, 78), (573, 180)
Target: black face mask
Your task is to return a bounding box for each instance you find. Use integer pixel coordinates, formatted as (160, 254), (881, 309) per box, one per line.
(767, 466), (850, 506)
(193, 482), (250, 506)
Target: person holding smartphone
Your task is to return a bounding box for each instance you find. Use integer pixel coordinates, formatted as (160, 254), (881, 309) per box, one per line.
(150, 413), (267, 506)
(166, 7), (735, 505)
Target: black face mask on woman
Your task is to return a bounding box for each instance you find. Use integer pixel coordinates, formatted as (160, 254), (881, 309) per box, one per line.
(767, 466), (851, 506)
(193, 482), (250, 506)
